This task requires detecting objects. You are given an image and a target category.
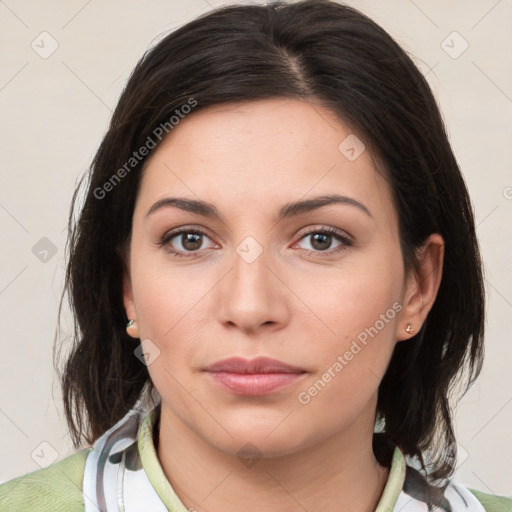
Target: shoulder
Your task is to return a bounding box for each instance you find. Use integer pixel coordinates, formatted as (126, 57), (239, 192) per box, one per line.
(439, 478), (512, 512)
(468, 488), (512, 512)
(0, 447), (91, 512)
(401, 462), (511, 512)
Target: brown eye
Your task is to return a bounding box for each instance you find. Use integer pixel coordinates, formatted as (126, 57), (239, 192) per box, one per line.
(309, 232), (334, 251)
(160, 228), (215, 257)
(178, 232), (203, 251)
(296, 228), (352, 254)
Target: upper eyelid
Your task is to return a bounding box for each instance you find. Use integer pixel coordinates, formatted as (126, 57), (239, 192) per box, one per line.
(296, 225), (352, 240)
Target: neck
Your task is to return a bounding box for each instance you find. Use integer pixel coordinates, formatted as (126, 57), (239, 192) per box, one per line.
(155, 402), (391, 512)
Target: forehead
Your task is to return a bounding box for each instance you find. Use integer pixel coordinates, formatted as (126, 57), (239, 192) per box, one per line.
(137, 98), (396, 225)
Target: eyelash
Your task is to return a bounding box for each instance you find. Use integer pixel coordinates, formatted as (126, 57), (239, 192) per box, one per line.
(157, 226), (353, 259)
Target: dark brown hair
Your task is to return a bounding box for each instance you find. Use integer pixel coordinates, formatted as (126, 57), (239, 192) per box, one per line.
(55, 0), (485, 482)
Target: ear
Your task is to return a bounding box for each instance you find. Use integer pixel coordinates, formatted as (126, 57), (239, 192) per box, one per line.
(396, 233), (445, 342)
(123, 271), (137, 319)
(121, 255), (139, 338)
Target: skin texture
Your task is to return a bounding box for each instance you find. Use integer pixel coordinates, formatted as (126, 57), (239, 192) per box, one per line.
(123, 98), (444, 512)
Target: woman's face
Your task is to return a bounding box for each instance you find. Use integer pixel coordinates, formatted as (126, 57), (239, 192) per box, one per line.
(123, 98), (425, 457)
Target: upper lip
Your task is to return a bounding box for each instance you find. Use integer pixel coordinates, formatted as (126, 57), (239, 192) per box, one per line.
(203, 356), (306, 374)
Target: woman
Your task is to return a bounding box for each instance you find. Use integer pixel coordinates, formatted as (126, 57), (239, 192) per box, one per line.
(0, 1), (509, 510)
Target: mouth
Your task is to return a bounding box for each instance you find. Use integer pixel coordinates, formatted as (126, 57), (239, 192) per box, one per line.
(202, 356), (307, 396)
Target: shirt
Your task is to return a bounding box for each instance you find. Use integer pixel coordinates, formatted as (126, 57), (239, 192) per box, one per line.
(1, 403), (510, 511)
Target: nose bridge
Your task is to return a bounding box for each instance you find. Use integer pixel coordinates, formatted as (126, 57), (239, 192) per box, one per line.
(230, 233), (272, 303)
(216, 232), (286, 330)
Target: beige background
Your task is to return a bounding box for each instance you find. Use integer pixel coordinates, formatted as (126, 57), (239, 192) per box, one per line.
(1, 0), (511, 496)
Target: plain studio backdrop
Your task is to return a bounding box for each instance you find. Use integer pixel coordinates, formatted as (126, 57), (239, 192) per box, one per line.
(0, 0), (511, 496)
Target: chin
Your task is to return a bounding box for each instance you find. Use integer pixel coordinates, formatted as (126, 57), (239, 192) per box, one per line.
(201, 417), (316, 460)
(213, 434), (305, 461)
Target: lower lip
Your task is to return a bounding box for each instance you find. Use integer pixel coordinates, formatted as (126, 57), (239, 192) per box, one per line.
(206, 372), (306, 396)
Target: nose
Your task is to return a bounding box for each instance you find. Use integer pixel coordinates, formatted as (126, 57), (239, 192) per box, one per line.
(215, 241), (290, 335)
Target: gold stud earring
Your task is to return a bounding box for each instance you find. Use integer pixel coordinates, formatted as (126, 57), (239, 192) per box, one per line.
(405, 324), (414, 334)
(126, 319), (139, 337)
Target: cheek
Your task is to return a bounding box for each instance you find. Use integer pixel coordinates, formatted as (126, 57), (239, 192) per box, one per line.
(290, 251), (404, 404)
(129, 249), (217, 394)
(291, 250), (404, 344)
(293, 299), (400, 438)
(130, 246), (211, 340)
(131, 267), (205, 411)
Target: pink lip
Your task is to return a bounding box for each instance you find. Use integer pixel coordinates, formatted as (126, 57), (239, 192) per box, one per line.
(203, 357), (307, 396)
(203, 356), (305, 374)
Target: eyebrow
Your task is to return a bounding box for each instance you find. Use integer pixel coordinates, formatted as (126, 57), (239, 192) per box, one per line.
(145, 194), (373, 220)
